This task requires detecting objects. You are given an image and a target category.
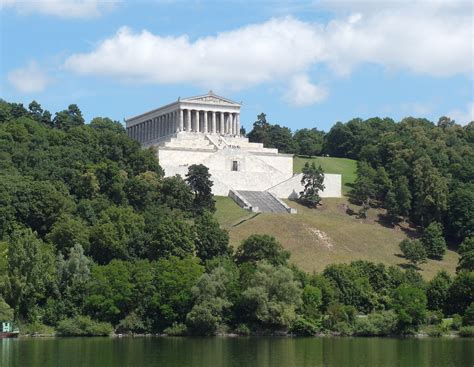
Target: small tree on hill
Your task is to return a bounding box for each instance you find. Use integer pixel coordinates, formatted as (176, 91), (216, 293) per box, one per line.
(185, 164), (215, 215)
(299, 162), (325, 208)
(421, 222), (447, 259)
(399, 239), (427, 268)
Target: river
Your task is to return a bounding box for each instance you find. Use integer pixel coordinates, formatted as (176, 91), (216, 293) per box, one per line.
(2, 336), (473, 367)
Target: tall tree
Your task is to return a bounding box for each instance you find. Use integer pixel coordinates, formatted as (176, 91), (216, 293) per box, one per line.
(299, 162), (325, 207)
(185, 164), (215, 214)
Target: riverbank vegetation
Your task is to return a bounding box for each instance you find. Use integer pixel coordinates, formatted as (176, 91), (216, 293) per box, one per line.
(0, 100), (472, 337)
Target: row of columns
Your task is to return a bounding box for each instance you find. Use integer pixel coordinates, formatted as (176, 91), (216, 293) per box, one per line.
(127, 109), (240, 143)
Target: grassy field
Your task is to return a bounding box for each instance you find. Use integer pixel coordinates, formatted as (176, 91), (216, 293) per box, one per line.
(293, 156), (357, 194)
(214, 197), (458, 279)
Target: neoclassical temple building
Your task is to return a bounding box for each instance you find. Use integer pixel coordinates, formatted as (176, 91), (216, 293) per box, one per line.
(126, 92), (241, 144)
(126, 92), (341, 213)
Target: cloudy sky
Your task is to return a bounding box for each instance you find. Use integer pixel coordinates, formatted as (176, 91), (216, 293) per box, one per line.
(1, 0), (473, 131)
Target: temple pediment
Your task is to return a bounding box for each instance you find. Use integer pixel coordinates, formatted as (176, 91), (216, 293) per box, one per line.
(182, 91), (240, 106)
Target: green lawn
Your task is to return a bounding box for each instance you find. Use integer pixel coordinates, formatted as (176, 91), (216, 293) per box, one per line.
(214, 197), (458, 280)
(293, 156), (357, 194)
(214, 196), (252, 229)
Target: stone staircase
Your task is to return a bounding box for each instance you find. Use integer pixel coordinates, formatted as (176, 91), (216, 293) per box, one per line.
(230, 190), (296, 214)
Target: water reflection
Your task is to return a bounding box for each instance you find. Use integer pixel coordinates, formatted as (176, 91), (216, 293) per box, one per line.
(2, 336), (473, 367)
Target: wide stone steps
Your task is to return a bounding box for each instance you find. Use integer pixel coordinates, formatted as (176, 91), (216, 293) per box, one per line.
(235, 190), (290, 213)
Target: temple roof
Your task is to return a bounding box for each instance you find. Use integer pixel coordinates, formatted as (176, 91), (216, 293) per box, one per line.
(181, 91), (241, 106)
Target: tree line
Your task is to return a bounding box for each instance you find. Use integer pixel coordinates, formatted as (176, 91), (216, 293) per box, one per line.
(0, 100), (472, 337)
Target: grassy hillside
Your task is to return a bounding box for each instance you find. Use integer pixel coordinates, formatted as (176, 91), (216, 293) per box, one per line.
(215, 197), (458, 280)
(293, 156), (357, 194)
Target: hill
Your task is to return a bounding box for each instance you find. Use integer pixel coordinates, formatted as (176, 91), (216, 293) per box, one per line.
(215, 156), (459, 279)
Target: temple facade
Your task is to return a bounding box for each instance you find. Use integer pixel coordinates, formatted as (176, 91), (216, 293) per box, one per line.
(125, 92), (341, 200)
(126, 91), (241, 145)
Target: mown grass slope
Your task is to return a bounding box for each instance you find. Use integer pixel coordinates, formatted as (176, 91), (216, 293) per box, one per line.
(215, 197), (458, 279)
(215, 156), (458, 279)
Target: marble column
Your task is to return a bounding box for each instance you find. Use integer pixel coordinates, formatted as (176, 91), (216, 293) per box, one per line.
(196, 110), (200, 132)
(179, 109), (184, 131)
(220, 112), (225, 134)
(203, 111), (208, 133)
(236, 114), (240, 135)
(186, 109), (191, 131)
(212, 111), (216, 134)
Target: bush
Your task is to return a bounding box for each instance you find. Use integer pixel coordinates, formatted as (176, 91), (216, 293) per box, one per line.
(20, 322), (55, 336)
(425, 325), (445, 337)
(463, 302), (474, 326)
(56, 315), (113, 336)
(234, 324), (251, 336)
(163, 322), (188, 336)
(451, 314), (463, 330)
(353, 311), (397, 336)
(291, 316), (319, 336)
(332, 321), (353, 336)
(116, 312), (147, 334)
(458, 325), (474, 337)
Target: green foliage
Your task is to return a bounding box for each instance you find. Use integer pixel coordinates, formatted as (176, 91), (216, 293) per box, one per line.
(351, 161), (376, 205)
(152, 257), (204, 330)
(116, 312), (146, 334)
(299, 162), (325, 207)
(323, 264), (376, 313)
(56, 315), (113, 336)
(158, 175), (193, 212)
(399, 239), (427, 267)
(448, 184), (474, 240)
(458, 325), (474, 337)
(85, 260), (134, 325)
(426, 271), (451, 311)
(194, 211), (231, 262)
(293, 128), (324, 157)
(6, 227), (57, 321)
(353, 311), (398, 336)
(45, 215), (90, 255)
(186, 164), (215, 215)
(242, 262), (302, 331)
(145, 209), (195, 260)
(0, 296), (13, 321)
(300, 285), (323, 321)
(457, 237), (474, 272)
(391, 285), (427, 333)
(186, 267), (233, 335)
(235, 234), (290, 266)
(89, 206), (145, 264)
(421, 222), (447, 259)
(163, 322), (188, 336)
(446, 271), (474, 315)
(463, 302), (474, 326)
(291, 316), (319, 336)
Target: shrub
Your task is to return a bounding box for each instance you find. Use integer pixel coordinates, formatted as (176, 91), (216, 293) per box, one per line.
(425, 325), (445, 337)
(116, 312), (147, 334)
(20, 322), (55, 336)
(291, 316), (319, 336)
(163, 322), (188, 336)
(353, 311), (397, 336)
(451, 314), (463, 330)
(332, 321), (353, 336)
(458, 326), (474, 337)
(234, 324), (251, 336)
(463, 302), (474, 326)
(56, 315), (113, 336)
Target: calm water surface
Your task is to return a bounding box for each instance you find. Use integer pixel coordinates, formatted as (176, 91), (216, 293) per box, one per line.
(1, 336), (473, 367)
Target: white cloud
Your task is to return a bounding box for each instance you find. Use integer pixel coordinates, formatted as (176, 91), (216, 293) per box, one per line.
(65, 18), (325, 89)
(7, 61), (52, 93)
(63, 1), (473, 106)
(448, 102), (474, 125)
(0, 0), (118, 18)
(284, 74), (328, 106)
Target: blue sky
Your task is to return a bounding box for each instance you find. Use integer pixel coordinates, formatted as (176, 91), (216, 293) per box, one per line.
(1, 0), (473, 132)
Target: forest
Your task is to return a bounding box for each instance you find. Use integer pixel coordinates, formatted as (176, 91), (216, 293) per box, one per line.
(0, 100), (472, 337)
